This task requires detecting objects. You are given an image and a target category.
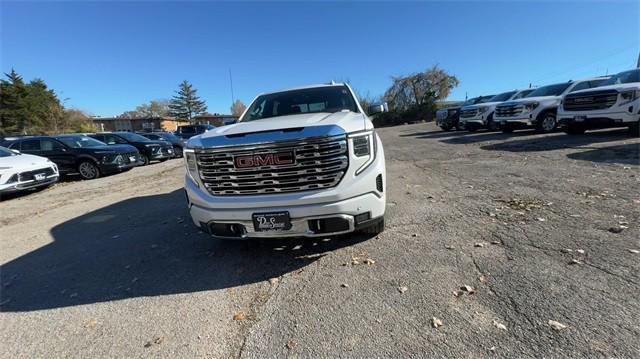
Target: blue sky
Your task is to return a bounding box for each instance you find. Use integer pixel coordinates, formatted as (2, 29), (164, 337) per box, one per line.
(2, 1), (638, 116)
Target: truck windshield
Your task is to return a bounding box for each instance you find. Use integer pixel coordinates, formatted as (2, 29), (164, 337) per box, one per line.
(489, 91), (517, 102)
(526, 83), (572, 97)
(117, 132), (151, 142)
(241, 86), (359, 122)
(0, 146), (17, 157)
(57, 136), (106, 148)
(601, 69), (640, 86)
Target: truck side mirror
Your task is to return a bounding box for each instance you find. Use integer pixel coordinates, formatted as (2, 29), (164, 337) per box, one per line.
(368, 103), (387, 115)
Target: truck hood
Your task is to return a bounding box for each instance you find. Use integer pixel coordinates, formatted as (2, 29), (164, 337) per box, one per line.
(569, 82), (639, 95)
(0, 153), (53, 172)
(189, 111), (367, 148)
(499, 95), (560, 106)
(462, 101), (502, 110)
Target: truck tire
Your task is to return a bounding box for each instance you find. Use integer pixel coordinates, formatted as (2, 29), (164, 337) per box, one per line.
(78, 160), (100, 180)
(466, 125), (478, 132)
(501, 125), (515, 133)
(141, 154), (150, 165)
(361, 217), (385, 235)
(487, 114), (499, 131)
(564, 124), (586, 135)
(535, 112), (557, 133)
(440, 125), (453, 131)
(629, 121), (640, 137)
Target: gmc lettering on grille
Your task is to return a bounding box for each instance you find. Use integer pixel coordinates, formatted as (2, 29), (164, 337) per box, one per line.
(234, 152), (294, 168)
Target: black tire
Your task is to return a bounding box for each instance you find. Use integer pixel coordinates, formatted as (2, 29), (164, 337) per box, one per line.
(564, 124), (586, 135)
(467, 125), (478, 132)
(141, 154), (150, 166)
(535, 112), (557, 133)
(77, 160), (100, 180)
(174, 146), (183, 158)
(629, 122), (640, 137)
(487, 114), (499, 131)
(159, 158), (169, 162)
(455, 121), (464, 131)
(501, 125), (515, 133)
(440, 125), (453, 131)
(361, 217), (385, 235)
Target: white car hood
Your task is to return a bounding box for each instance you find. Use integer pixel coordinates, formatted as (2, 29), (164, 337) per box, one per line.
(462, 101), (502, 110)
(0, 153), (52, 172)
(501, 95), (559, 106)
(569, 82), (639, 95)
(202, 111), (366, 138)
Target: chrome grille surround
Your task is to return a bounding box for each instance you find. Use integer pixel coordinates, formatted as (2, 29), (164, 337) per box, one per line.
(563, 90), (618, 111)
(495, 104), (524, 117)
(460, 108), (479, 118)
(195, 135), (348, 196)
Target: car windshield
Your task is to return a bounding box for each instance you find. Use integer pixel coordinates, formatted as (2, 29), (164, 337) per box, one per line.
(489, 91), (517, 102)
(461, 98), (480, 106)
(158, 132), (179, 140)
(117, 132), (150, 142)
(241, 85), (359, 122)
(477, 95), (496, 104)
(526, 83), (572, 97)
(513, 89), (535, 99)
(178, 126), (196, 134)
(0, 146), (17, 157)
(57, 135), (106, 148)
(600, 69), (640, 86)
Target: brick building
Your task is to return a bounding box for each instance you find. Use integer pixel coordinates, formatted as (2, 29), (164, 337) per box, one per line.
(91, 117), (191, 132)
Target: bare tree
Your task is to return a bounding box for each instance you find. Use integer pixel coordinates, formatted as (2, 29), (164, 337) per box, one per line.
(384, 65), (459, 111)
(230, 99), (247, 116)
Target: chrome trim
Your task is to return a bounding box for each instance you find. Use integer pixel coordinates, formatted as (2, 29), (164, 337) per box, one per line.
(196, 135), (349, 196)
(207, 214), (355, 239)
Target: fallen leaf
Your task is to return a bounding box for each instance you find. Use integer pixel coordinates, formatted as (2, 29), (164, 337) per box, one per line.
(431, 317), (443, 328)
(536, 217), (546, 222)
(233, 312), (247, 321)
(144, 342), (152, 348)
(363, 258), (375, 265)
(474, 242), (485, 248)
(341, 283), (349, 288)
(569, 259), (582, 265)
(490, 240), (501, 245)
(493, 320), (507, 331)
(445, 245), (455, 250)
(268, 278), (279, 285)
(462, 285), (477, 295)
(84, 319), (98, 328)
(608, 226), (625, 233)
(398, 286), (408, 294)
(286, 340), (296, 349)
(453, 290), (464, 297)
(548, 320), (568, 331)
(576, 249), (585, 254)
(561, 248), (573, 253)
(628, 249), (639, 254)
(478, 275), (487, 284)
(153, 336), (165, 345)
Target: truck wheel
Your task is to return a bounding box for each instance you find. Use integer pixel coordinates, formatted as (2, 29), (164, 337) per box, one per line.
(361, 217), (385, 235)
(78, 160), (100, 180)
(564, 124), (586, 135)
(487, 114), (499, 131)
(440, 125), (453, 131)
(629, 122), (640, 137)
(535, 112), (557, 133)
(174, 146), (183, 158)
(501, 125), (515, 133)
(141, 154), (150, 165)
(467, 125), (478, 132)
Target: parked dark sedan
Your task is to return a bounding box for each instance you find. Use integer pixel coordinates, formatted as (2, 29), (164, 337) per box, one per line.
(3, 135), (141, 180)
(89, 132), (173, 165)
(136, 131), (184, 158)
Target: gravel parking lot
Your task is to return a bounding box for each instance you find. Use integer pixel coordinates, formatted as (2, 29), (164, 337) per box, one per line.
(1, 122), (639, 358)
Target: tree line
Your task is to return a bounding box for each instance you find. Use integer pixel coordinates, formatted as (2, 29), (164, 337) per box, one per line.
(0, 69), (94, 136)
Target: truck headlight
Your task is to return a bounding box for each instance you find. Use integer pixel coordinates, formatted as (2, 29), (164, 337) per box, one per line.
(349, 131), (377, 175)
(478, 106), (489, 114)
(523, 102), (539, 112)
(620, 89), (640, 104)
(184, 149), (200, 186)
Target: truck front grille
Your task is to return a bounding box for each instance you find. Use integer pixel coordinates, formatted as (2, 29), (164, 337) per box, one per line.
(436, 110), (448, 120)
(18, 167), (55, 181)
(495, 104), (524, 117)
(195, 135), (348, 196)
(563, 90), (618, 111)
(460, 108), (478, 118)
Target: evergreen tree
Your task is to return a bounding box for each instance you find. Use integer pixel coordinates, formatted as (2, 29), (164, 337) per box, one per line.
(0, 69), (28, 134)
(168, 80), (207, 121)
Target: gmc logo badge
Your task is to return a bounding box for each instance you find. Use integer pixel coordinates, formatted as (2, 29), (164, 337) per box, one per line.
(234, 151), (295, 168)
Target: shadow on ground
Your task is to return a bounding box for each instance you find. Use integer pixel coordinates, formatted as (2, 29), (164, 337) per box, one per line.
(567, 143), (640, 166)
(480, 129), (634, 152)
(0, 189), (372, 312)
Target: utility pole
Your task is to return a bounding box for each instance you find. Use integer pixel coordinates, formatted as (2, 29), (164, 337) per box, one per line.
(229, 68), (235, 105)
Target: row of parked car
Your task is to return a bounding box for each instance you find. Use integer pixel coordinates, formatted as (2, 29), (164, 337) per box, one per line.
(436, 68), (640, 136)
(0, 124), (215, 197)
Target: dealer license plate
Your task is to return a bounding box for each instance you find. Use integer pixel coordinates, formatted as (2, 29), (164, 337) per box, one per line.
(34, 173), (46, 181)
(252, 211), (292, 231)
(574, 116), (586, 122)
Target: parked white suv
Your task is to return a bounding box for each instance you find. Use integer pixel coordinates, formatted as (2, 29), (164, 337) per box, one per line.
(183, 83), (386, 239)
(495, 77), (610, 133)
(559, 68), (640, 136)
(458, 89), (535, 131)
(0, 146), (59, 195)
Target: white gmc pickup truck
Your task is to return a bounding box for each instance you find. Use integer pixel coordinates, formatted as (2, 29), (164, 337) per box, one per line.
(558, 68), (640, 136)
(183, 83), (386, 239)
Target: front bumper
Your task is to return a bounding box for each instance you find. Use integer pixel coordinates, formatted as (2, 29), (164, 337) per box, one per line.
(184, 137), (386, 239)
(558, 109), (639, 128)
(0, 174), (59, 194)
(497, 117), (534, 126)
